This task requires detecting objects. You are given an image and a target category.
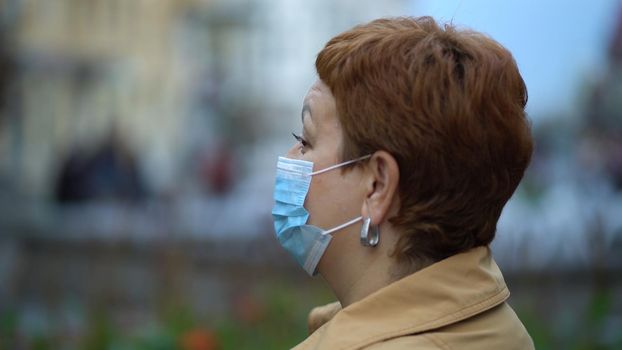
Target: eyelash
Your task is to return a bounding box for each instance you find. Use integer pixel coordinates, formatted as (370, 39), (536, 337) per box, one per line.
(292, 132), (310, 149)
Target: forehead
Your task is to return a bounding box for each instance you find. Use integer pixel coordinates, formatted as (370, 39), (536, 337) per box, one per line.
(303, 80), (339, 129)
(305, 80), (331, 103)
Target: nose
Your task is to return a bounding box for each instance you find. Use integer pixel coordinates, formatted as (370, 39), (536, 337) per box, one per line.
(285, 143), (299, 158)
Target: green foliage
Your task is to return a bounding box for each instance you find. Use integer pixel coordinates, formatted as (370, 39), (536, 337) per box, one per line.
(0, 308), (18, 349)
(517, 289), (622, 350)
(6, 278), (620, 350)
(82, 309), (115, 350)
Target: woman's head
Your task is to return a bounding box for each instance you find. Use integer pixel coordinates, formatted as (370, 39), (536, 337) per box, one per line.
(312, 16), (533, 266)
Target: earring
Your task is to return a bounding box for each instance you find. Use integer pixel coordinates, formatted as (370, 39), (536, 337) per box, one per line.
(360, 217), (380, 247)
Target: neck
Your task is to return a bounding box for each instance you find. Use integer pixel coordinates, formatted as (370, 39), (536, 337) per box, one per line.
(328, 260), (396, 308)
(320, 230), (415, 308)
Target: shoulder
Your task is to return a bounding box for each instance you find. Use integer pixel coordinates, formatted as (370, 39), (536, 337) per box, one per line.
(365, 303), (534, 350)
(307, 301), (342, 335)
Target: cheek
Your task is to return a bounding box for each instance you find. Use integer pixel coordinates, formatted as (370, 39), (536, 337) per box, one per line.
(304, 174), (358, 228)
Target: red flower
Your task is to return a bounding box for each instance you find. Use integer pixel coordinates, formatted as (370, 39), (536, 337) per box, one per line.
(179, 328), (219, 350)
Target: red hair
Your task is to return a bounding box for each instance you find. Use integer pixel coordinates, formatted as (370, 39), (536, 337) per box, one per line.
(316, 17), (533, 264)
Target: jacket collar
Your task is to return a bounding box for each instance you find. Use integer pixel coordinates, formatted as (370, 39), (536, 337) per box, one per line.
(297, 246), (509, 350)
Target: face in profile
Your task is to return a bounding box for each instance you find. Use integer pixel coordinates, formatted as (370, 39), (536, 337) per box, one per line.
(283, 80), (369, 274)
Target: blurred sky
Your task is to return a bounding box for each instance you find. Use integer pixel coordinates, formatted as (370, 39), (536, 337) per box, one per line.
(412, 0), (621, 120)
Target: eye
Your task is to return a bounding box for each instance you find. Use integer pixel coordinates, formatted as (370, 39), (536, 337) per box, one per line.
(292, 132), (310, 153)
(292, 132), (309, 147)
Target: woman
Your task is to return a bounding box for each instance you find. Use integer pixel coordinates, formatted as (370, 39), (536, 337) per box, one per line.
(272, 16), (534, 349)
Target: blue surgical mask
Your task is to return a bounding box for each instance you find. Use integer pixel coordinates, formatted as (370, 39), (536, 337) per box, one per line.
(272, 154), (371, 275)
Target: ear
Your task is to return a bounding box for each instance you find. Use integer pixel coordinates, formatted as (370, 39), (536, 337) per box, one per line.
(361, 151), (400, 225)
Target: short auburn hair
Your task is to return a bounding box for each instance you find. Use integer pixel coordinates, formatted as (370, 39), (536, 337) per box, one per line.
(316, 17), (533, 265)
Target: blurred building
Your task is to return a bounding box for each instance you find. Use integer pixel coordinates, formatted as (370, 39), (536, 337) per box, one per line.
(0, 0), (408, 199)
(0, 2), (416, 349)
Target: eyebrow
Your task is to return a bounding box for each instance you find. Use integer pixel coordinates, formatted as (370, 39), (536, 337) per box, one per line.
(301, 103), (311, 123)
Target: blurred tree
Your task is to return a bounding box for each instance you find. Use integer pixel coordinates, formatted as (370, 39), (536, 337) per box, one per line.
(583, 4), (622, 190)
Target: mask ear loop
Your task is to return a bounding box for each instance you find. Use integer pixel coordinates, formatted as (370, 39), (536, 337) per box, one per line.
(322, 216), (362, 236)
(309, 154), (372, 176)
(360, 217), (380, 247)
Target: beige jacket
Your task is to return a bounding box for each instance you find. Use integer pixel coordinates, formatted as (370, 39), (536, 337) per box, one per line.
(293, 247), (534, 350)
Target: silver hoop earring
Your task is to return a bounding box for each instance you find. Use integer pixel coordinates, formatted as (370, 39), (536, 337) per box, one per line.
(360, 217), (380, 247)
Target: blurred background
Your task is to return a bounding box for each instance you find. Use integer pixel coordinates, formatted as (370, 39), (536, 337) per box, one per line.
(0, 0), (621, 349)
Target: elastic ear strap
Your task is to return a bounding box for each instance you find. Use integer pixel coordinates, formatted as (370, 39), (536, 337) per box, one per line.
(309, 154), (372, 176)
(322, 216), (363, 236)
